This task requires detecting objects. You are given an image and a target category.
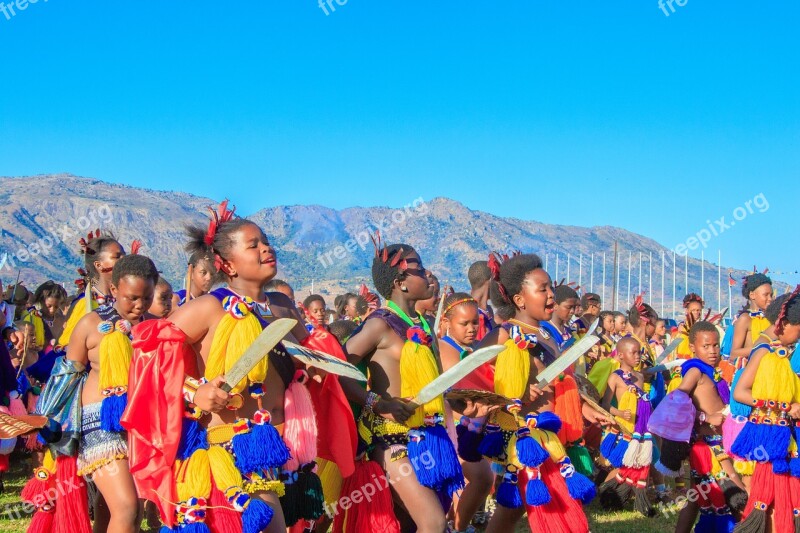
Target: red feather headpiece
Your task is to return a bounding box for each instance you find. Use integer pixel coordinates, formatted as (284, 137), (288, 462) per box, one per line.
(488, 251), (521, 303)
(78, 229), (101, 255)
(775, 284), (800, 336)
(633, 293), (651, 324)
(359, 284), (380, 310)
(204, 200), (236, 246)
(369, 231), (408, 272)
(130, 240), (142, 255)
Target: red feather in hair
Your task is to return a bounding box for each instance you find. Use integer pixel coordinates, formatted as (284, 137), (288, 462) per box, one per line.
(633, 293), (650, 323)
(359, 284), (379, 310)
(204, 200), (236, 246)
(130, 240), (142, 255)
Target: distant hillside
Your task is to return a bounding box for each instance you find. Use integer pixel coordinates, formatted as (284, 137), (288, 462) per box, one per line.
(0, 174), (773, 316)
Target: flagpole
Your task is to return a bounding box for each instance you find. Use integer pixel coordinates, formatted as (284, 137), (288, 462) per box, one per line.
(685, 253), (689, 296)
(661, 250), (665, 317)
(556, 253), (560, 282)
(718, 250), (722, 312)
(590, 253), (595, 293)
(578, 253), (583, 289)
(612, 243), (619, 311)
(701, 250), (705, 303)
(602, 252), (607, 307)
(627, 251), (632, 306)
(545, 253), (548, 276)
(673, 251), (677, 318)
(638, 251), (642, 296)
(728, 272), (733, 323)
(649, 251), (653, 304)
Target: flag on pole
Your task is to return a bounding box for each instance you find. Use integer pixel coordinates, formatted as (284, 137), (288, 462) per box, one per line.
(728, 273), (736, 287)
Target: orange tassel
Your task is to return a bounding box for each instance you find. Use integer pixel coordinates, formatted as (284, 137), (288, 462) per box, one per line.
(554, 376), (583, 444)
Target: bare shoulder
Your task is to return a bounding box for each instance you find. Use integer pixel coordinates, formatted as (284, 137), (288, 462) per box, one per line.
(169, 294), (222, 331)
(478, 326), (505, 348)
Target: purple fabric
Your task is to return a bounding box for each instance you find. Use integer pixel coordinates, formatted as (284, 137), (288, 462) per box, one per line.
(716, 380), (730, 406)
(634, 395), (652, 434)
(647, 390), (696, 442)
(361, 308), (410, 341)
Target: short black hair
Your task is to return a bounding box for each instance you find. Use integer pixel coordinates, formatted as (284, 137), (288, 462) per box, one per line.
(329, 319), (358, 344)
(443, 292), (478, 318)
(599, 310), (614, 323)
(371, 243), (418, 299)
(467, 261), (492, 289)
(616, 336), (640, 353)
(683, 293), (704, 308)
(489, 253), (545, 321)
(111, 254), (159, 286)
(742, 273), (772, 299)
(628, 301), (658, 328)
(335, 293), (357, 316)
(303, 294), (326, 309)
(188, 250), (216, 271)
(84, 232), (123, 278)
(156, 276), (172, 289)
(264, 279), (291, 291)
(554, 285), (579, 305)
(612, 311), (626, 320)
(766, 292), (800, 330)
(581, 293), (600, 308)
(688, 321), (719, 344)
(33, 281), (67, 308)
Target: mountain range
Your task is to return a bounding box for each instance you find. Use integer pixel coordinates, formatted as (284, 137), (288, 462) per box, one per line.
(0, 174), (770, 317)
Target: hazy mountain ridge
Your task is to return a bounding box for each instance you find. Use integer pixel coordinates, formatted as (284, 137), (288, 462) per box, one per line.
(0, 174), (770, 315)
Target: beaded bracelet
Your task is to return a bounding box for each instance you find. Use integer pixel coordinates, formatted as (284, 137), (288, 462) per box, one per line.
(183, 376), (206, 405)
(365, 391), (380, 414)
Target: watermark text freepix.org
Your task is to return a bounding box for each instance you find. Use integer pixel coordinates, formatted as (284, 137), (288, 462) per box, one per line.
(1, 0), (48, 21)
(1, 204), (114, 272)
(317, 197), (428, 268)
(673, 193), (768, 256)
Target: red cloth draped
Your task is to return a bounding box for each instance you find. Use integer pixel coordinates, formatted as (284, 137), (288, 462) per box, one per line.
(301, 328), (358, 478)
(121, 319), (195, 527)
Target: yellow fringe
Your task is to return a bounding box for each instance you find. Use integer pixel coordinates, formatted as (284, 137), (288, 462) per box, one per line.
(205, 312), (267, 394)
(77, 453), (128, 477)
(22, 310), (45, 348)
(494, 339), (530, 400)
(207, 445), (243, 493)
(58, 296), (98, 346)
(615, 389), (638, 434)
(317, 457), (343, 505)
(751, 316), (771, 344)
(535, 428), (567, 463)
(399, 340), (445, 427)
(245, 477), (285, 497)
(752, 351), (800, 403)
(98, 330), (132, 390)
(176, 449), (212, 501)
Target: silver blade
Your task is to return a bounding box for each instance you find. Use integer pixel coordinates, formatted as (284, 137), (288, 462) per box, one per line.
(654, 336), (684, 366)
(537, 334), (600, 388)
(281, 341), (367, 381)
(432, 286), (448, 340)
(220, 318), (297, 393)
(644, 358), (686, 375)
(411, 345), (505, 406)
(573, 318), (600, 378)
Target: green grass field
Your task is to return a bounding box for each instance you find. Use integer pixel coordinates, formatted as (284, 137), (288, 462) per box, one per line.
(0, 452), (678, 532)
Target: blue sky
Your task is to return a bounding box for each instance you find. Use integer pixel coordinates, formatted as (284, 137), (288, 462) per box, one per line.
(1, 1), (798, 282)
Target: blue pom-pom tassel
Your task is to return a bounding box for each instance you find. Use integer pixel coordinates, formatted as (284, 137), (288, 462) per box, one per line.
(100, 393), (127, 432)
(715, 513), (736, 533)
(789, 458), (800, 478)
(516, 428), (549, 467)
(177, 418), (208, 461)
(565, 471), (597, 504)
(477, 426), (505, 458)
(600, 431), (619, 459)
(496, 475), (522, 508)
(608, 438), (629, 468)
(242, 498), (275, 533)
(525, 476), (551, 506)
(233, 421), (292, 475)
(408, 424), (464, 492)
(456, 425), (484, 463)
(773, 458), (790, 474)
(732, 422), (790, 463)
(533, 412), (562, 434)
